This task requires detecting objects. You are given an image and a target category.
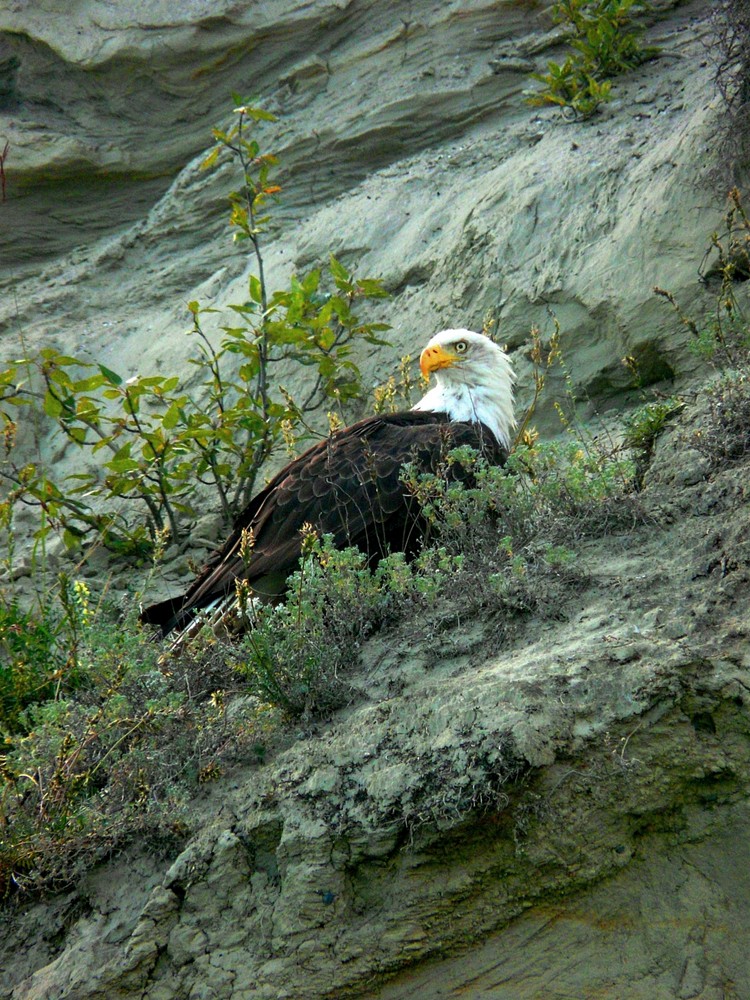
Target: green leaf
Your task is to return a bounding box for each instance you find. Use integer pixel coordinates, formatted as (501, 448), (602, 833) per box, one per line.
(98, 364), (123, 386)
(43, 392), (63, 418)
(228, 302), (257, 318)
(356, 278), (388, 298)
(221, 326), (252, 340)
(47, 368), (74, 389)
(40, 351), (82, 366)
(249, 274), (263, 304)
(62, 529), (81, 550)
(67, 427), (88, 444)
(136, 376), (169, 388)
(162, 402), (182, 430)
(111, 441), (133, 460)
(301, 269), (321, 295)
(317, 328), (336, 351)
(73, 374), (107, 393)
(267, 324), (307, 347)
(201, 147), (220, 171)
(106, 457), (141, 473)
(168, 500), (194, 517)
(242, 107), (278, 123)
(237, 411), (267, 435)
(329, 255), (349, 283)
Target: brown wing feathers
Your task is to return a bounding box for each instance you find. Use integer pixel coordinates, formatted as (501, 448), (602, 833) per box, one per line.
(141, 411), (506, 635)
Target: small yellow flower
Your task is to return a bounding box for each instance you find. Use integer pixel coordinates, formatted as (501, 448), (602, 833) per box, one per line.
(327, 411), (343, 434)
(281, 418), (297, 457)
(73, 580), (91, 625)
(300, 522), (319, 557)
(239, 527), (256, 566)
(235, 577), (251, 613)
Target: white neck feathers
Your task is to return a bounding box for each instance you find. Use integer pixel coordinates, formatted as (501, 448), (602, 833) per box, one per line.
(411, 330), (516, 450)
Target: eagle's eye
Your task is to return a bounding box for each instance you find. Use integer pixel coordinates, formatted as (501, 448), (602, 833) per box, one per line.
(454, 340), (468, 354)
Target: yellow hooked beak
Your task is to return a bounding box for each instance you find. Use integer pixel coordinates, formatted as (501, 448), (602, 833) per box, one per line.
(420, 343), (459, 378)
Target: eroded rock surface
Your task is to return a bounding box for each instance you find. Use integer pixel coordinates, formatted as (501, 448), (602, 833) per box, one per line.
(3, 396), (750, 998)
(0, 0), (722, 424)
(3, 1), (750, 998)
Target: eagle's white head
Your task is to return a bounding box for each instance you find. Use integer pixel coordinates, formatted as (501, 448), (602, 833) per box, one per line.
(412, 329), (516, 450)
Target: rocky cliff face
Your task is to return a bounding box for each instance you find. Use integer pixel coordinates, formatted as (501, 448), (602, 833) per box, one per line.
(4, 402), (750, 1000)
(3, 1), (750, 998)
(1, 0), (722, 413)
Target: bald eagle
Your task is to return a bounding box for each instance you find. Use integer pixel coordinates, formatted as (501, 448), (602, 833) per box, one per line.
(141, 329), (515, 637)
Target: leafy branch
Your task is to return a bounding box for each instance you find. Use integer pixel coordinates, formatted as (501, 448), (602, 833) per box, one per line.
(526, 0), (657, 119)
(0, 100), (389, 561)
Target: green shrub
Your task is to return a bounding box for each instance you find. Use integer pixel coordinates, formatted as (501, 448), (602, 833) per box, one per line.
(527, 0), (656, 119)
(235, 531), (462, 716)
(623, 397), (684, 486)
(656, 188), (750, 370)
(693, 369), (750, 469)
(231, 437), (637, 718)
(0, 601), (61, 734)
(0, 574), (101, 735)
(405, 439), (635, 549)
(0, 100), (388, 558)
(0, 597), (275, 898)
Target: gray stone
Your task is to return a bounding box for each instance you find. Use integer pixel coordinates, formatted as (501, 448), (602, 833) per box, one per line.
(4, 2), (750, 1000)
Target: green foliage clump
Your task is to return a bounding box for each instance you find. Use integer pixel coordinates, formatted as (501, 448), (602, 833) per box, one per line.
(623, 397), (684, 486)
(0, 598), (271, 899)
(236, 531), (459, 716)
(407, 439), (635, 550)
(656, 188), (750, 472)
(527, 0), (656, 119)
(622, 399), (678, 452)
(407, 438), (637, 613)
(0, 601), (60, 733)
(0, 100), (388, 559)
(0, 574), (101, 735)
(694, 369), (750, 469)
(657, 188), (750, 369)
(416, 439), (635, 571)
(232, 437), (637, 719)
